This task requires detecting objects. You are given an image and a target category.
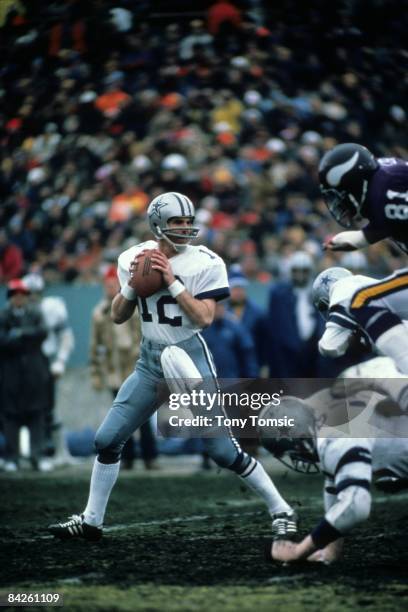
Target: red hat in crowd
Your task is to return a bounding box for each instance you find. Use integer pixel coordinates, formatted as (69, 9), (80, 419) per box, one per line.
(103, 266), (118, 283)
(7, 278), (30, 297)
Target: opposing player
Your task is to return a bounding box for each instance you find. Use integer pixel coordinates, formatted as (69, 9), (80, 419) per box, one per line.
(258, 381), (408, 564)
(48, 192), (296, 541)
(311, 266), (408, 375)
(319, 143), (408, 254)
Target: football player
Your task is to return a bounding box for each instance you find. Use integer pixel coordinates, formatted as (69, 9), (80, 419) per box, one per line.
(311, 266), (408, 375)
(48, 192), (296, 541)
(319, 143), (408, 255)
(258, 379), (408, 564)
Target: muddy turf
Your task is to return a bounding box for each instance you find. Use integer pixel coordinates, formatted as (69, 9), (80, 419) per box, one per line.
(0, 460), (407, 612)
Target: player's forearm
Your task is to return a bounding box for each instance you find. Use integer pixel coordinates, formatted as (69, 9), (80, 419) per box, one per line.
(111, 293), (137, 324)
(318, 328), (351, 357)
(175, 289), (214, 328)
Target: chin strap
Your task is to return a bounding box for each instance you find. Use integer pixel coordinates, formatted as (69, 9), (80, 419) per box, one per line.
(156, 227), (188, 253)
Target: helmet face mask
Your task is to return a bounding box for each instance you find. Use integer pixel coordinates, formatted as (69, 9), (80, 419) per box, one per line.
(319, 143), (378, 228)
(320, 187), (361, 228)
(258, 397), (319, 474)
(147, 192), (199, 252)
(262, 436), (319, 474)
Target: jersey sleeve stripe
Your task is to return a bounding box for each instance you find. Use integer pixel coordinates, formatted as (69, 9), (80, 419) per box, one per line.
(335, 478), (371, 494)
(364, 310), (402, 342)
(334, 447), (372, 476)
(328, 313), (359, 331)
(195, 287), (230, 301)
(351, 272), (408, 308)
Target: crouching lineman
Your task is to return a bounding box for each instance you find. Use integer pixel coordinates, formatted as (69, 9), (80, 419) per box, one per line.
(258, 387), (408, 564)
(311, 266), (408, 375)
(47, 192), (296, 542)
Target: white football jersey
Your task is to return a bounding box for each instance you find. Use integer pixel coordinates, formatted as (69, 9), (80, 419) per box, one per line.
(117, 240), (229, 344)
(319, 271), (408, 357)
(41, 296), (74, 361)
(317, 435), (408, 491)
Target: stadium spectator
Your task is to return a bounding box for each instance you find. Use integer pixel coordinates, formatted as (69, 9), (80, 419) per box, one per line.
(202, 302), (259, 379)
(23, 272), (75, 464)
(89, 265), (158, 470)
(263, 251), (325, 378)
(0, 1), (406, 285)
(207, 0), (242, 35)
(0, 279), (49, 471)
(227, 264), (265, 370)
(0, 229), (24, 283)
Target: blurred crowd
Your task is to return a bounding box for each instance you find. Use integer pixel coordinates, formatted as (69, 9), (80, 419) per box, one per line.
(1, 0), (407, 288)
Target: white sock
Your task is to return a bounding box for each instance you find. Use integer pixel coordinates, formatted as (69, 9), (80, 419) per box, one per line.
(83, 458), (120, 527)
(240, 458), (291, 516)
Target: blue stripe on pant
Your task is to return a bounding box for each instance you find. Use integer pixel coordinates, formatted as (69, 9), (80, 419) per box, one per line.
(95, 334), (244, 469)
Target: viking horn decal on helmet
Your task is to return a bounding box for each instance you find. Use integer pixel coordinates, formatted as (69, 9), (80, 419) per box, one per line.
(326, 151), (359, 187)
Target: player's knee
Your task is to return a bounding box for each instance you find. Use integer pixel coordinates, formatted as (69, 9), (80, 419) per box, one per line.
(226, 451), (253, 475)
(94, 430), (121, 464)
(203, 440), (238, 469)
(97, 449), (121, 464)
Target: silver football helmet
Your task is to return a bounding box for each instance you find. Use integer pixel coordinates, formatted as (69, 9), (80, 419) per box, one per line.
(312, 267), (352, 317)
(258, 397), (319, 474)
(147, 192), (199, 252)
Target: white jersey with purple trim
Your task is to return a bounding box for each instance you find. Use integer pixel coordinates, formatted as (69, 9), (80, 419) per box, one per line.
(117, 240), (230, 344)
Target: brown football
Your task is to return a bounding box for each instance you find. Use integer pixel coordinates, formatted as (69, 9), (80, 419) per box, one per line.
(129, 249), (164, 298)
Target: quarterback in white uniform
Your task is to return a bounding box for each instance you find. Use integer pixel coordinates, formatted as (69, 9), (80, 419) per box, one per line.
(48, 192), (296, 542)
(312, 266), (408, 375)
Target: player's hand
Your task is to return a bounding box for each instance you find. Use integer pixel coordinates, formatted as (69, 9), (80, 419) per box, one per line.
(271, 540), (300, 563)
(307, 550), (334, 564)
(50, 360), (65, 377)
(307, 540), (343, 564)
(323, 234), (357, 252)
(148, 250), (175, 286)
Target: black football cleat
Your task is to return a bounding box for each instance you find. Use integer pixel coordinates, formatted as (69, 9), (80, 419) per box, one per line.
(271, 511), (298, 541)
(48, 514), (102, 542)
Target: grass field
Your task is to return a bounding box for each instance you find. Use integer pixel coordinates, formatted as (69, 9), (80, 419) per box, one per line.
(1, 457), (407, 611)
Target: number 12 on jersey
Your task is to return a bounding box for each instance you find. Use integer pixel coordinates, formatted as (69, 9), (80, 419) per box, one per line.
(138, 296), (182, 327)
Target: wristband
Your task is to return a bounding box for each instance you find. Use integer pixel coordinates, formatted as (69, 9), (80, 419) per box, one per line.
(168, 280), (185, 298)
(120, 284), (137, 301)
(310, 518), (342, 549)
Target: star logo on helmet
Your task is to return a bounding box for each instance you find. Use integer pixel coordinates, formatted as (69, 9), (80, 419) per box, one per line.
(150, 198), (168, 219)
(320, 274), (332, 288)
